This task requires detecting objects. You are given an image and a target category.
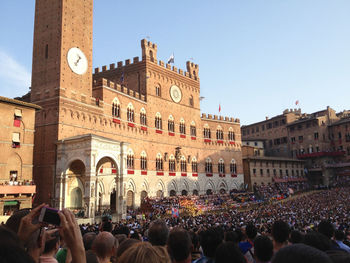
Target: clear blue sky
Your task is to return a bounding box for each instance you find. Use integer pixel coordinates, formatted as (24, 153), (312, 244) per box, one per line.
(1, 0), (349, 125)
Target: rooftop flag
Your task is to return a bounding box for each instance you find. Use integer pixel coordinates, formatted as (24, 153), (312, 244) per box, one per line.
(167, 53), (174, 64)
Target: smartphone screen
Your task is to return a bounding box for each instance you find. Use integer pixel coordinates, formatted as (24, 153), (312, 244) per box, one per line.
(39, 207), (61, 225)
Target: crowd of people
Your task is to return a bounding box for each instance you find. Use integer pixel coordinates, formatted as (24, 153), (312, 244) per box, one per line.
(133, 181), (311, 219)
(1, 181), (350, 262)
(253, 181), (310, 201)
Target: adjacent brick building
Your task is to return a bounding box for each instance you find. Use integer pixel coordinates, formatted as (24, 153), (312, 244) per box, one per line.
(0, 96), (40, 215)
(242, 107), (350, 185)
(29, 0), (243, 219)
(242, 140), (305, 190)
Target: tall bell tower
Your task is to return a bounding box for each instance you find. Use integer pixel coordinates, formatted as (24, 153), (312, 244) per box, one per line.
(31, 0), (93, 204)
(31, 0), (93, 101)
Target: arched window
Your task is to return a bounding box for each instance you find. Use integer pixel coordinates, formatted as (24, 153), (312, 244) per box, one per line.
(140, 151), (147, 170)
(216, 126), (224, 140)
(179, 118), (186, 134)
(228, 127), (235, 141)
(180, 156), (187, 172)
(155, 112), (162, 130)
(190, 121), (196, 137)
(169, 155), (176, 172)
(203, 124), (211, 139)
(155, 84), (161, 97)
(112, 98), (121, 118)
(127, 103), (135, 122)
(189, 95), (194, 107)
(230, 159), (237, 174)
(218, 159), (225, 174)
(168, 115), (174, 132)
(205, 158), (213, 173)
(156, 153), (163, 171)
(127, 149), (134, 169)
(191, 157), (198, 173)
(140, 108), (147, 126)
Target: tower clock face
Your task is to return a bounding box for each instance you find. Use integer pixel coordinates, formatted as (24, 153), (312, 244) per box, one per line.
(67, 47), (88, 75)
(170, 85), (182, 103)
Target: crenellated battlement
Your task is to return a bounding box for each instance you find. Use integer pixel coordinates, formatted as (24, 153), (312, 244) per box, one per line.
(201, 113), (240, 124)
(141, 39), (157, 50)
(187, 61), (199, 80)
(94, 58), (199, 82)
(283, 108), (301, 115)
(93, 78), (146, 102)
(94, 56), (142, 74)
(93, 39), (199, 82)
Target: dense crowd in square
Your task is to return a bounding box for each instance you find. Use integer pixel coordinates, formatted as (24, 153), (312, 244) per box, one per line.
(1, 178), (350, 263)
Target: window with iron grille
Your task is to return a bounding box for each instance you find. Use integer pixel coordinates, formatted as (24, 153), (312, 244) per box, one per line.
(190, 125), (196, 137)
(218, 160), (225, 173)
(127, 154), (134, 169)
(192, 161), (198, 173)
(168, 120), (174, 132)
(155, 116), (162, 130)
(127, 108), (134, 122)
(216, 129), (223, 140)
(169, 159), (176, 172)
(230, 161), (237, 174)
(156, 157), (163, 171)
(112, 103), (120, 117)
(204, 128), (211, 139)
(180, 159), (187, 172)
(140, 113), (147, 125)
(228, 131), (235, 141)
(140, 156), (147, 170)
(180, 122), (186, 134)
(205, 160), (213, 173)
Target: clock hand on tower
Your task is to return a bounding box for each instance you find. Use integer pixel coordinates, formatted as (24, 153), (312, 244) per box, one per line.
(74, 55), (82, 66)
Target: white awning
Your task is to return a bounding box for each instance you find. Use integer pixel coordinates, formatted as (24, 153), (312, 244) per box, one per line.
(14, 109), (22, 117)
(12, 133), (20, 143)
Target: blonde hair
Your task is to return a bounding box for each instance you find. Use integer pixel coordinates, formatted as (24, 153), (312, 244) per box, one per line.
(117, 242), (170, 263)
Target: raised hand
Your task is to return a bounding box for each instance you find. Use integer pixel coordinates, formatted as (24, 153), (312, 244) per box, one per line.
(58, 209), (86, 263)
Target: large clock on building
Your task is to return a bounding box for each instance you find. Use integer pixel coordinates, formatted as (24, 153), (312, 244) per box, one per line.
(67, 47), (88, 75)
(170, 85), (182, 103)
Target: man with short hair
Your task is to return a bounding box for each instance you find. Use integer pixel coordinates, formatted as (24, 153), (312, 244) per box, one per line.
(167, 227), (192, 263)
(239, 223), (258, 263)
(254, 235), (273, 263)
(92, 232), (118, 263)
(82, 232), (98, 263)
(148, 219), (169, 246)
(318, 220), (343, 251)
(40, 230), (60, 263)
(272, 220), (290, 252)
(194, 227), (223, 263)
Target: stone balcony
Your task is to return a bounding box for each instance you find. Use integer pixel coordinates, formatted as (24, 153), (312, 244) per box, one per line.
(0, 185), (36, 195)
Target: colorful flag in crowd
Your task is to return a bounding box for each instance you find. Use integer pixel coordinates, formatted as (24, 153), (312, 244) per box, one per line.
(171, 207), (179, 218)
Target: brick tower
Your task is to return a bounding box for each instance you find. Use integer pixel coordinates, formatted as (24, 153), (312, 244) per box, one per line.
(31, 0), (93, 204)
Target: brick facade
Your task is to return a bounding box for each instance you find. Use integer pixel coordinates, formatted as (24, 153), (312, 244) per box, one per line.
(30, 0), (243, 219)
(0, 96), (40, 215)
(242, 107), (350, 185)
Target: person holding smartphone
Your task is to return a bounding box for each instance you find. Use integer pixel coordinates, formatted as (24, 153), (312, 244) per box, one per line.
(16, 204), (86, 263)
